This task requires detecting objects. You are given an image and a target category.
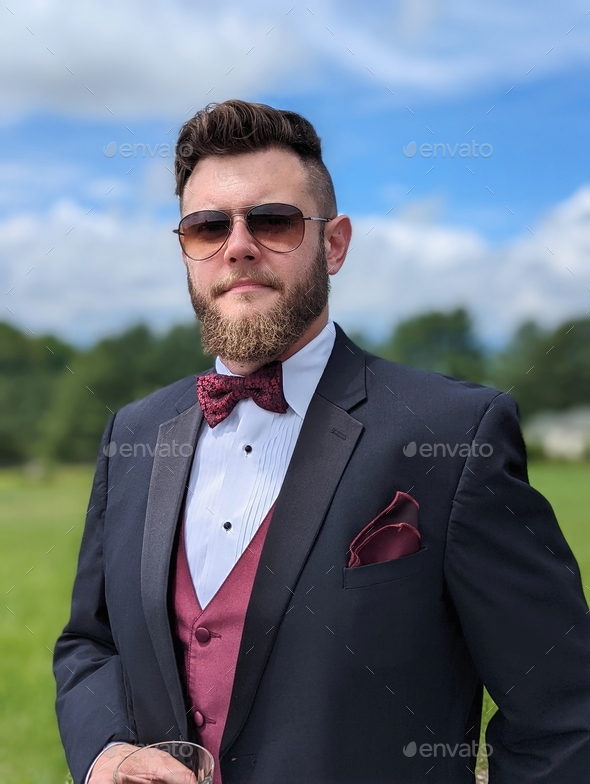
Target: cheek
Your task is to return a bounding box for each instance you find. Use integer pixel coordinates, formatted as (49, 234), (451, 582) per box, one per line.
(185, 259), (206, 284)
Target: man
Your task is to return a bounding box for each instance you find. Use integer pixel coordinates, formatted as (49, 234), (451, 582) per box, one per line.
(53, 100), (590, 784)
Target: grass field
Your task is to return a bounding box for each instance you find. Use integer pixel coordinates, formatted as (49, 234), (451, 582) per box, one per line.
(0, 462), (588, 783)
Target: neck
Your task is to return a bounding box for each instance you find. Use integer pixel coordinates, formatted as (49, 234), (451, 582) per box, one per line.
(219, 308), (329, 376)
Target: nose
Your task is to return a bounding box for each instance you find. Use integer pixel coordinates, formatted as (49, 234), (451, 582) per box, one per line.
(223, 214), (260, 263)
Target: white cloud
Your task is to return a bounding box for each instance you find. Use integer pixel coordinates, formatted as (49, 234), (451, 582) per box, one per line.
(332, 186), (590, 344)
(2, 0), (590, 119)
(2, 199), (193, 344)
(2, 184), (590, 346)
(0, 0), (311, 120)
(319, 0), (590, 97)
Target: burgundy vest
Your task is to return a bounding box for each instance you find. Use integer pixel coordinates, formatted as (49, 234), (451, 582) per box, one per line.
(172, 502), (276, 784)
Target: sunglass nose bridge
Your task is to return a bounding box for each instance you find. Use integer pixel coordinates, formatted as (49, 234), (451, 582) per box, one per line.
(226, 213), (257, 241)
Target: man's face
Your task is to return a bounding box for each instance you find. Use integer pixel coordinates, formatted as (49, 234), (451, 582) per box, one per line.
(180, 148), (332, 364)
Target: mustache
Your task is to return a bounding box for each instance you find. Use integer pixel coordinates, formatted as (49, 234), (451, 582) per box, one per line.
(210, 267), (284, 298)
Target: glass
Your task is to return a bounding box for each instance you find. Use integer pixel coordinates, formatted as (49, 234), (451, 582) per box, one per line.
(173, 202), (330, 260)
(113, 741), (214, 783)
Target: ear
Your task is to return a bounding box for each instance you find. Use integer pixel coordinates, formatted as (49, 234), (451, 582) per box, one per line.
(324, 215), (352, 275)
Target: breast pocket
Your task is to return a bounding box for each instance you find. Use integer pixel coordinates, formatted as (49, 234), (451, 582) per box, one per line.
(342, 546), (429, 589)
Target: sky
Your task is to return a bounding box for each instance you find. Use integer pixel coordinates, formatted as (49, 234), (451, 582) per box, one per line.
(2, 0), (590, 346)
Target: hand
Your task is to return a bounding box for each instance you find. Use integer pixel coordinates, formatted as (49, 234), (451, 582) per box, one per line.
(89, 743), (199, 783)
(88, 745), (140, 784)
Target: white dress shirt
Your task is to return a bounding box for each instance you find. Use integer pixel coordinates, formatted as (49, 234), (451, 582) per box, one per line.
(184, 318), (336, 608)
(84, 319), (336, 783)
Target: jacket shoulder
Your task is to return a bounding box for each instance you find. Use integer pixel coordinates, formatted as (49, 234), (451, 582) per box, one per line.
(362, 349), (516, 418)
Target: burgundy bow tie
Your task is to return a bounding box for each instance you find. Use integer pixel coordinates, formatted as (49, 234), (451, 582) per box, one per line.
(197, 360), (289, 428)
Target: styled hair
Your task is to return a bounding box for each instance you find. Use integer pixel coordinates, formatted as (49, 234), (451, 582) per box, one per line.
(174, 100), (337, 217)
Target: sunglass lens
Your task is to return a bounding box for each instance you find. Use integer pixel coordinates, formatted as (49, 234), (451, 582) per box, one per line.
(180, 211), (230, 259)
(247, 204), (304, 252)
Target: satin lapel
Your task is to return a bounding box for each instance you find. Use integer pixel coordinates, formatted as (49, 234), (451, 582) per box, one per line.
(140, 398), (204, 739)
(221, 323), (367, 754)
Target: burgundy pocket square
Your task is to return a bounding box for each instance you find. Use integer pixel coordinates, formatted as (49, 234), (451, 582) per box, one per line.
(348, 491), (421, 568)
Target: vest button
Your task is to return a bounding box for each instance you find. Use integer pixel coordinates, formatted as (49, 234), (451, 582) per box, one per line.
(195, 626), (211, 643)
(194, 710), (205, 728)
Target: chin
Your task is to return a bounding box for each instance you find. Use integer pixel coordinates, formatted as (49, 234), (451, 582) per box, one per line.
(218, 301), (267, 321)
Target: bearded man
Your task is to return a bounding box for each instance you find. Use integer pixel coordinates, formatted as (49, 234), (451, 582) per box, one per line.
(53, 100), (590, 784)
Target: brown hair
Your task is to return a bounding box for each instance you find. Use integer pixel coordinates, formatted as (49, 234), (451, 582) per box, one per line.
(174, 100), (337, 217)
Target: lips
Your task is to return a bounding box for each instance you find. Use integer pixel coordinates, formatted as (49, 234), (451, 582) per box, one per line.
(225, 279), (270, 292)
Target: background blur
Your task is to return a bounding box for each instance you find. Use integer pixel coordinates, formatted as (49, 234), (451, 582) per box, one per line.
(1, 1), (590, 782)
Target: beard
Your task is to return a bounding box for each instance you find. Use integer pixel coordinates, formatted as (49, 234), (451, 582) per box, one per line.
(187, 240), (330, 365)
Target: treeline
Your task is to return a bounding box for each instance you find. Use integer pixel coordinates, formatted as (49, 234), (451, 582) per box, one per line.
(1, 309), (589, 463)
(0, 322), (210, 463)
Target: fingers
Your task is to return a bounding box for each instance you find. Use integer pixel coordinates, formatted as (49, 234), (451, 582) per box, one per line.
(114, 750), (200, 783)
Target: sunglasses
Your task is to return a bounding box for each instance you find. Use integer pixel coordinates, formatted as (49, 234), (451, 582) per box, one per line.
(173, 202), (331, 261)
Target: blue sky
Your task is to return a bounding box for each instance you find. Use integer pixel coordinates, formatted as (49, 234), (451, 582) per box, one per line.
(2, 0), (590, 345)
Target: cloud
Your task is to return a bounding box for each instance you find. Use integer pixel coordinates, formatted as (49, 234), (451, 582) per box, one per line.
(315, 0), (590, 97)
(332, 186), (590, 344)
(2, 183), (590, 346)
(0, 0), (312, 120)
(2, 199), (193, 344)
(2, 0), (590, 120)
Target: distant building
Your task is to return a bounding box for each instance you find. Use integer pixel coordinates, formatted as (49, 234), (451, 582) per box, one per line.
(523, 407), (590, 460)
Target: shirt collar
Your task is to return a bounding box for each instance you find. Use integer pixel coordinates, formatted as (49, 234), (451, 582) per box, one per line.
(214, 318), (336, 420)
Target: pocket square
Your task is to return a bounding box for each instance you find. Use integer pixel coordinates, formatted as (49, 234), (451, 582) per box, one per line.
(347, 491), (421, 568)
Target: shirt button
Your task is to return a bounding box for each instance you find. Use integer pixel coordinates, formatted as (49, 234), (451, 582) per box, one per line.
(244, 444), (252, 453)
(194, 710), (205, 728)
(195, 626), (211, 643)
(223, 521), (232, 530)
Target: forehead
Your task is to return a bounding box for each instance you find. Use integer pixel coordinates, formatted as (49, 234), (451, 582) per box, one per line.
(182, 148), (310, 215)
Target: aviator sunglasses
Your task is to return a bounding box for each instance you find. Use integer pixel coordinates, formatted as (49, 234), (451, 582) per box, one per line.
(173, 202), (331, 261)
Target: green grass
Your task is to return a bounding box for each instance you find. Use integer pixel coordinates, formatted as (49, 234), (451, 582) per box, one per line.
(0, 462), (588, 783)
(528, 462), (590, 581)
(0, 466), (92, 784)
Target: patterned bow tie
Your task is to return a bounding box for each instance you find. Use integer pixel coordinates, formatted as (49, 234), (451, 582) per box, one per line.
(197, 360), (289, 428)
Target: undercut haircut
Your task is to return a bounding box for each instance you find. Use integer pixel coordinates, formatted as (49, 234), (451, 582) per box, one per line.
(174, 100), (337, 218)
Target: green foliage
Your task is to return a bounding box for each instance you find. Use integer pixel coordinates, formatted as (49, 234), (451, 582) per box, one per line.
(492, 317), (590, 418)
(147, 323), (212, 387)
(1, 309), (590, 464)
(0, 323), (76, 463)
(0, 321), (210, 464)
(376, 308), (487, 383)
(40, 323), (210, 462)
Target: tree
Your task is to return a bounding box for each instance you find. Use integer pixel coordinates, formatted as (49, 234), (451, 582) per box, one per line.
(0, 323), (76, 463)
(377, 308), (486, 383)
(491, 318), (590, 419)
(39, 323), (210, 462)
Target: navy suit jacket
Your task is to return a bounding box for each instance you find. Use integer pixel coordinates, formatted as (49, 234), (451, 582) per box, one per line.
(53, 323), (590, 783)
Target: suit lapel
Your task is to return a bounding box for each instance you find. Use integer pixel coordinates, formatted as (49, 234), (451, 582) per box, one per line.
(140, 393), (204, 739)
(220, 323), (367, 754)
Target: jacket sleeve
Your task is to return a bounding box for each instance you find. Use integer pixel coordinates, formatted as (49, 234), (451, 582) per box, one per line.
(53, 416), (135, 784)
(443, 393), (590, 783)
